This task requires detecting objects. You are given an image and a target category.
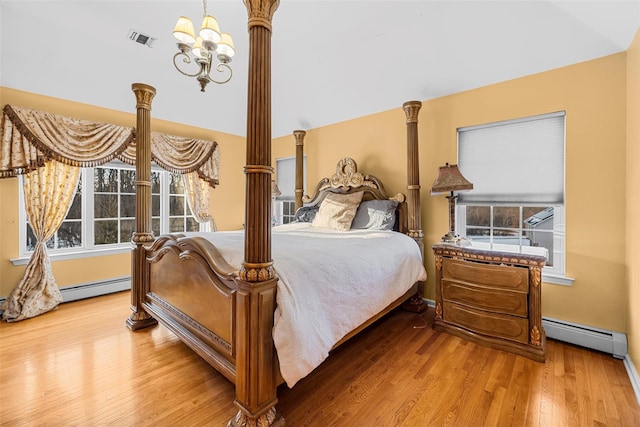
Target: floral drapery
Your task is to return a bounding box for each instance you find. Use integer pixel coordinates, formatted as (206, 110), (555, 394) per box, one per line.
(1, 104), (220, 185)
(0, 105), (133, 177)
(0, 104), (220, 321)
(184, 171), (217, 231)
(0, 160), (80, 321)
(118, 132), (220, 186)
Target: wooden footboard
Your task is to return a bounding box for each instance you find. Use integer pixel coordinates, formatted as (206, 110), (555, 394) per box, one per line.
(139, 233), (419, 388)
(141, 235), (240, 383)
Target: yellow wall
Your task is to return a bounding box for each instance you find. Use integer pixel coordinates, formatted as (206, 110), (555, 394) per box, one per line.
(0, 87), (246, 297)
(433, 54), (628, 332)
(0, 49), (634, 343)
(626, 29), (640, 373)
(275, 52), (629, 333)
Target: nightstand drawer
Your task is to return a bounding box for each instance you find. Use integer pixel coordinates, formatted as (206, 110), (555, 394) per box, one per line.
(442, 279), (528, 317)
(443, 301), (529, 344)
(443, 258), (529, 292)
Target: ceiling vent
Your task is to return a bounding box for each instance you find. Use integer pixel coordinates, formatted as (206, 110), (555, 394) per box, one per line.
(128, 29), (156, 48)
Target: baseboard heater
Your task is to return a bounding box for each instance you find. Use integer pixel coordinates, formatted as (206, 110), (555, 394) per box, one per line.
(58, 276), (131, 303)
(0, 276), (131, 312)
(542, 316), (627, 359)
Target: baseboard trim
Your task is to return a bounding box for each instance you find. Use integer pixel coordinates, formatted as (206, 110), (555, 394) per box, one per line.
(624, 354), (640, 406)
(59, 277), (131, 303)
(542, 316), (627, 359)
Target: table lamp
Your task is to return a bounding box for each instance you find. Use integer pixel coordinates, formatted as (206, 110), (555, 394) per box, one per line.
(431, 163), (473, 242)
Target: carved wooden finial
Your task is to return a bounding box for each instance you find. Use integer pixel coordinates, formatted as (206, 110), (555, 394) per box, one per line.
(132, 83), (156, 110)
(244, 0), (280, 30)
(403, 100), (422, 124)
(293, 129), (306, 146)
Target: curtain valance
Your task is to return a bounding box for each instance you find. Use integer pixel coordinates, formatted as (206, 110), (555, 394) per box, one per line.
(118, 132), (220, 186)
(0, 104), (219, 186)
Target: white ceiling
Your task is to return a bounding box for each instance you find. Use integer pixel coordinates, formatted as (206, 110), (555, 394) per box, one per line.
(1, 1), (639, 138)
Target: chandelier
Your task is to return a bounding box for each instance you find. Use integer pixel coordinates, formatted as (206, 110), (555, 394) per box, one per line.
(172, 0), (235, 92)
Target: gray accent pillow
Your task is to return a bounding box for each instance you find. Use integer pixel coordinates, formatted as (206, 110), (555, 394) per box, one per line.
(350, 200), (398, 230)
(294, 206), (319, 223)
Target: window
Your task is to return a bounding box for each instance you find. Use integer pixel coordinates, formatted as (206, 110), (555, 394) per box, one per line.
(274, 156), (306, 225)
(26, 175), (84, 251)
(21, 162), (200, 256)
(281, 201), (296, 225)
(93, 167), (138, 245)
(457, 112), (568, 282)
(168, 172), (200, 233)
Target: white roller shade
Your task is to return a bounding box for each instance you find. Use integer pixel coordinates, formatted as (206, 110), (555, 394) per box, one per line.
(276, 156), (306, 200)
(458, 112), (565, 205)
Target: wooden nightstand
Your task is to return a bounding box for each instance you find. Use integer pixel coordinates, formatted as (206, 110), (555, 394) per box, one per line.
(432, 243), (547, 362)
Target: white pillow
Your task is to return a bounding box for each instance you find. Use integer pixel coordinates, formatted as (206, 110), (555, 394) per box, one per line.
(311, 192), (364, 231)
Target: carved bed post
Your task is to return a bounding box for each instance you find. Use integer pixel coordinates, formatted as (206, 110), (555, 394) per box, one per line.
(231, 1), (283, 426)
(126, 83), (158, 330)
(402, 100), (428, 314)
(293, 130), (306, 211)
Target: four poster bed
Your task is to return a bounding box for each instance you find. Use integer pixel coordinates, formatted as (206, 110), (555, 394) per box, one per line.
(127, 2), (426, 426)
(130, 92), (426, 426)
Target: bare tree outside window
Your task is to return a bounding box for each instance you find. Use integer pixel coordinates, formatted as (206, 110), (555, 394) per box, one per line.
(26, 176), (83, 251)
(23, 165), (199, 254)
(169, 172), (198, 233)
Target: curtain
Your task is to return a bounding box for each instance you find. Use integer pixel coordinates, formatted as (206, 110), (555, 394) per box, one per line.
(184, 171), (217, 232)
(1, 160), (80, 321)
(113, 132), (219, 187)
(0, 104), (221, 321)
(0, 105), (133, 177)
(1, 105), (220, 186)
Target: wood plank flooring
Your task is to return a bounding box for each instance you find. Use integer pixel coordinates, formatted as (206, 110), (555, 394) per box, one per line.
(1, 291), (639, 426)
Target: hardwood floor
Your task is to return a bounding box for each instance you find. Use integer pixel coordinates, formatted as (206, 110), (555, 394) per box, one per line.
(1, 291), (638, 426)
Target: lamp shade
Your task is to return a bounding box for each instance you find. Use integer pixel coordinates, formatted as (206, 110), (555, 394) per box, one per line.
(216, 33), (236, 60)
(173, 16), (196, 44)
(271, 180), (282, 197)
(431, 163), (473, 194)
(199, 15), (221, 43)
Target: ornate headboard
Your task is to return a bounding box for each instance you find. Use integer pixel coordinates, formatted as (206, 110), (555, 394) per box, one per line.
(299, 157), (408, 233)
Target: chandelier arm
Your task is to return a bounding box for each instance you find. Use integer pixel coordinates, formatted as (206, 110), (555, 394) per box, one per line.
(173, 51), (203, 78)
(206, 63), (233, 85)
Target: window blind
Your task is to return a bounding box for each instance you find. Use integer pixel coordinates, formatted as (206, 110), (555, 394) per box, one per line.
(457, 112), (565, 205)
(276, 156), (306, 200)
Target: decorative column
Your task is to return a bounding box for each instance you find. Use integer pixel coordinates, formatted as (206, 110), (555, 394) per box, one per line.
(230, 1), (283, 426)
(402, 100), (427, 314)
(293, 130), (306, 211)
(126, 83), (158, 331)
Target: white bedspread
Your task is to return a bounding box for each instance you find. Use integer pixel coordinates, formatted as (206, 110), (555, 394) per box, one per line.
(187, 222), (427, 387)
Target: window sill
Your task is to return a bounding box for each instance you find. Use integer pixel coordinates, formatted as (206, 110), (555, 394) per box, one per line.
(543, 273), (575, 286)
(10, 245), (132, 266)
